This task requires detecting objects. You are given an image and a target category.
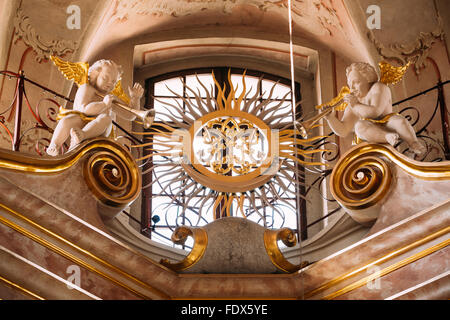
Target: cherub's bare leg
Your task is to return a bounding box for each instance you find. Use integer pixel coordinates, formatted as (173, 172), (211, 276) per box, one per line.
(67, 114), (113, 150)
(386, 115), (426, 155)
(385, 132), (399, 146)
(81, 114), (112, 139)
(69, 128), (84, 151)
(354, 120), (394, 145)
(47, 115), (84, 156)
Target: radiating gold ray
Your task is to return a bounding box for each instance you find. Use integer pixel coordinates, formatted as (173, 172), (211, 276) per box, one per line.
(142, 146), (182, 153)
(136, 70), (331, 224)
(133, 123), (176, 135)
(212, 72), (226, 111)
(225, 194), (235, 217)
(226, 70), (235, 111)
(153, 99), (194, 124)
(279, 146), (330, 155)
(279, 152), (326, 167)
(212, 193), (224, 220)
(279, 130), (326, 140)
(233, 70), (247, 111)
(196, 192), (214, 225)
(131, 132), (173, 139)
(136, 152), (182, 162)
(238, 193), (246, 218)
(278, 141), (316, 148)
(131, 141), (180, 149)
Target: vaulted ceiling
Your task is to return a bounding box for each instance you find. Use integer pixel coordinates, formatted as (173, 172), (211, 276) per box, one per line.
(0, 0), (448, 98)
(84, 0), (371, 62)
(0, 1), (378, 69)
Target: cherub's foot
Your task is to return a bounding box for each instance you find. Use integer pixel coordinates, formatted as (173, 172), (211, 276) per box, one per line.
(410, 141), (427, 156)
(46, 143), (59, 156)
(69, 128), (84, 151)
(385, 133), (399, 146)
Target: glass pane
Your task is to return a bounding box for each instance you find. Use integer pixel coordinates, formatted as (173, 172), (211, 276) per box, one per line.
(267, 199), (297, 230)
(262, 80), (291, 99)
(154, 98), (183, 122)
(183, 209), (202, 227)
(151, 228), (175, 247)
(152, 196), (172, 216)
(152, 162), (182, 195)
(261, 101), (293, 125)
(154, 77), (183, 97)
(186, 74), (214, 98)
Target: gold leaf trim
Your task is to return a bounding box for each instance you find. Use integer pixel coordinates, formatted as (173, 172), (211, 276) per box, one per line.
(322, 237), (450, 300)
(263, 228), (307, 273)
(0, 273), (45, 300)
(330, 143), (450, 211)
(0, 202), (171, 299)
(304, 225), (449, 299)
(160, 226), (208, 272)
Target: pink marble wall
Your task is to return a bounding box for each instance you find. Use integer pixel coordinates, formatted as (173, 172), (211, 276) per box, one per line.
(369, 166), (450, 235)
(337, 246), (449, 300)
(300, 200), (449, 299)
(0, 168), (447, 299)
(0, 222), (139, 300)
(0, 282), (33, 300)
(391, 273), (450, 300)
(0, 165), (107, 231)
(0, 174), (177, 299)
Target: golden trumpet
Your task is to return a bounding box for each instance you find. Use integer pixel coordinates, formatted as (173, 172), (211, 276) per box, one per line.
(296, 86), (351, 138)
(95, 92), (155, 129)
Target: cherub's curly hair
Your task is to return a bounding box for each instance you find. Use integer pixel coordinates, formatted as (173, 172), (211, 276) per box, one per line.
(88, 59), (123, 84)
(346, 62), (378, 84)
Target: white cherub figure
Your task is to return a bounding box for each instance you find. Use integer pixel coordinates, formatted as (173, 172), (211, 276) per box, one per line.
(325, 62), (426, 155)
(46, 59), (144, 156)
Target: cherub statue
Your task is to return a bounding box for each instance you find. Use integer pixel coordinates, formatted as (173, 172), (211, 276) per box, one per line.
(324, 62), (426, 155)
(46, 57), (144, 156)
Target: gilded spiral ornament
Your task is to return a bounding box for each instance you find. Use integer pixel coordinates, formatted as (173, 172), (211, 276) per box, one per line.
(160, 226), (208, 272)
(83, 146), (141, 207)
(330, 145), (392, 210)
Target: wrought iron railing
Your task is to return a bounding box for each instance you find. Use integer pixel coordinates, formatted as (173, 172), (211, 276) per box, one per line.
(0, 70), (146, 155)
(393, 80), (450, 161)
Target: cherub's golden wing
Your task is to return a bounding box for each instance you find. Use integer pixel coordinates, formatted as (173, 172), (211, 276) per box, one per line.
(379, 61), (411, 85)
(110, 80), (131, 105)
(50, 56), (89, 86)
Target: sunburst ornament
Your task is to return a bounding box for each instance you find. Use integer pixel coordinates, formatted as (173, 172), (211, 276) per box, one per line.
(133, 71), (327, 225)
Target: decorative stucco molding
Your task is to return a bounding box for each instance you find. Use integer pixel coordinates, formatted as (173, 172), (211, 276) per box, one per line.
(13, 7), (78, 62)
(111, 0), (344, 37)
(367, 23), (444, 74)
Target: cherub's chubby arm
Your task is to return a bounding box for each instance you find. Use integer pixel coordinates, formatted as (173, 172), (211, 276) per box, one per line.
(324, 107), (358, 138)
(346, 82), (392, 119)
(73, 84), (113, 116)
(113, 83), (144, 121)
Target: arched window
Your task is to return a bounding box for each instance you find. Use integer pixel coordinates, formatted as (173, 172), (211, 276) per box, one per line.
(141, 67), (307, 248)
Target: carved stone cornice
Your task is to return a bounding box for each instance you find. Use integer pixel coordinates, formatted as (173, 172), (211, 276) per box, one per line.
(367, 22), (444, 74)
(13, 7), (78, 62)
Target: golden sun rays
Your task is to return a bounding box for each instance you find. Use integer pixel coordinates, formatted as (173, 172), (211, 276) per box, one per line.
(131, 71), (327, 226)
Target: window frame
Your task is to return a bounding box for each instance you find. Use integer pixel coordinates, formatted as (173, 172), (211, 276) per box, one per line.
(141, 67), (308, 247)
